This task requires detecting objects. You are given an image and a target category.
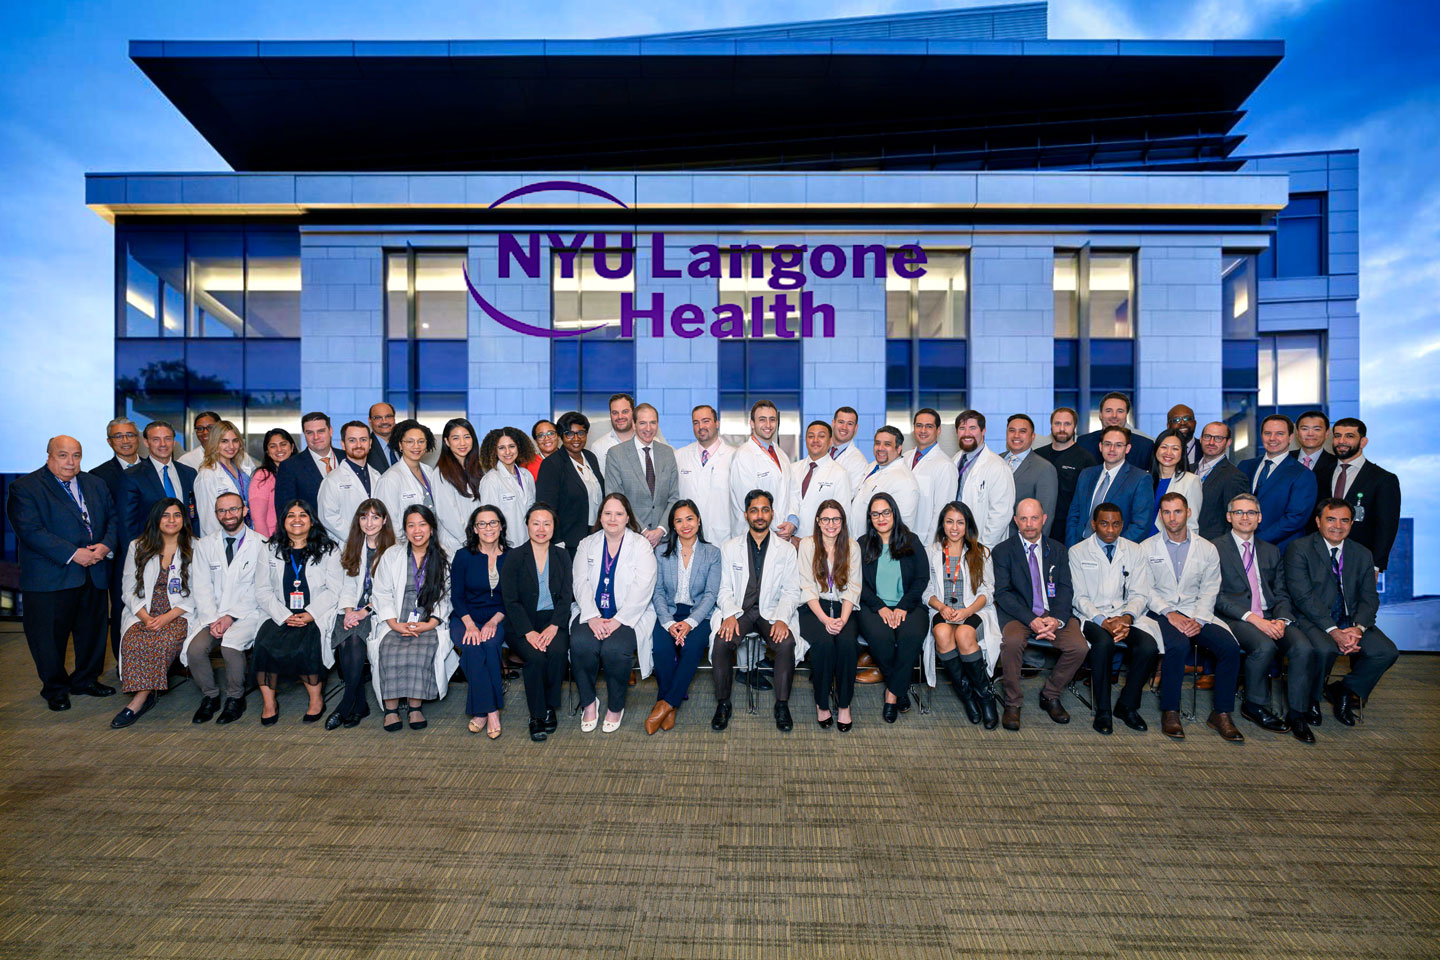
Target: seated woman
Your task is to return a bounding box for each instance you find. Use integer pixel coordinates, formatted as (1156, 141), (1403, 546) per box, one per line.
(249, 428), (295, 539)
(856, 492), (929, 724)
(570, 492), (658, 734)
(478, 426), (538, 548)
(797, 499), (861, 732)
(254, 499), (341, 725)
(451, 505), (509, 739)
(434, 417), (483, 556)
(193, 419), (252, 537)
(925, 500), (1002, 730)
(369, 504), (457, 732)
(646, 499), (721, 735)
(374, 419), (442, 539)
(327, 498), (395, 730)
(499, 503), (574, 742)
(112, 498), (211, 728)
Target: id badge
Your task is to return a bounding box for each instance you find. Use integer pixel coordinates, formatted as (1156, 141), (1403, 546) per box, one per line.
(168, 577), (182, 595)
(598, 593), (611, 609)
(407, 610), (421, 624)
(1046, 582), (1057, 599)
(289, 591), (306, 611)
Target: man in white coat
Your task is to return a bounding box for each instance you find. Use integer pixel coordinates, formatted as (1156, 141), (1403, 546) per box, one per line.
(710, 489), (803, 734)
(953, 410), (1015, 550)
(1144, 492), (1244, 743)
(675, 404), (736, 545)
(828, 405), (869, 490)
(1068, 502), (1160, 736)
(588, 392), (636, 475)
(728, 400), (793, 539)
(318, 421), (379, 543)
(850, 426), (921, 532)
(786, 420), (852, 539)
(907, 407), (954, 541)
(185, 492), (262, 725)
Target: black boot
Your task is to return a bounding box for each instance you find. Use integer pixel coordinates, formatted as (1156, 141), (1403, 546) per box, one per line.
(962, 657), (998, 730)
(940, 655), (980, 724)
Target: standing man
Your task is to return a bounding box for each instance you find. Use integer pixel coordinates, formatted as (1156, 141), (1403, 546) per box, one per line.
(991, 498), (1087, 731)
(1320, 417), (1401, 575)
(828, 406), (869, 490)
(786, 420), (852, 539)
(907, 408), (953, 540)
(589, 392), (637, 475)
(675, 404), (736, 545)
(1065, 426), (1152, 546)
(1290, 410), (1336, 477)
(7, 436), (118, 710)
(1036, 406), (1096, 538)
(1165, 404), (1201, 469)
(1077, 392), (1153, 468)
(729, 400), (793, 539)
(952, 410), (1015, 550)
(91, 417), (143, 655)
(1239, 414), (1316, 552)
(186, 492), (262, 725)
(275, 411), (344, 515)
(1285, 499), (1399, 726)
(366, 401), (399, 473)
(176, 410), (220, 470)
(850, 427), (921, 532)
(1004, 414), (1058, 539)
(123, 420), (198, 537)
(604, 402), (679, 547)
(318, 421), (378, 542)
(1195, 421), (1248, 540)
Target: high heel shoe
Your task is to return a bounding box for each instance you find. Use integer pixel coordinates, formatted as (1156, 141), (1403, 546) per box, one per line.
(836, 718), (853, 732)
(817, 711), (834, 729)
(260, 706), (279, 727)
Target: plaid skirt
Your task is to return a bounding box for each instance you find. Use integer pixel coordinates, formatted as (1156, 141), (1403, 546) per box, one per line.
(378, 628), (439, 700)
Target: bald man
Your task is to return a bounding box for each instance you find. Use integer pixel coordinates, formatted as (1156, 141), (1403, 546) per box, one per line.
(366, 401), (398, 473)
(6, 436), (119, 710)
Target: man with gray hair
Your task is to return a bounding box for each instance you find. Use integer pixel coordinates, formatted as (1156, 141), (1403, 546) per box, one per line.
(92, 417), (143, 654)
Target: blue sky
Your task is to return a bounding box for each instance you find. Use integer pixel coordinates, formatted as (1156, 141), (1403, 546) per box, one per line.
(1, 0), (1436, 587)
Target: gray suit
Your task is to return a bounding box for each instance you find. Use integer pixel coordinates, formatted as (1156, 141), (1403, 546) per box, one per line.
(1007, 450), (1059, 538)
(605, 438), (680, 532)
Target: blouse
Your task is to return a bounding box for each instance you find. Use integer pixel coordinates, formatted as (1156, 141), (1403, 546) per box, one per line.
(797, 537), (862, 607)
(250, 469), (278, 538)
(876, 544), (904, 608)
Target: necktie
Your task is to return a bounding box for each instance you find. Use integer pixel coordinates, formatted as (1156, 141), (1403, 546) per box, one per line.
(700, 447), (710, 468)
(1330, 546), (1347, 626)
(1256, 459), (1274, 491)
(225, 536), (236, 565)
(1243, 540), (1263, 617)
(1302, 454), (1313, 469)
(913, 449), (921, 468)
(388, 446), (398, 466)
(322, 455), (333, 474)
(62, 479), (93, 538)
(643, 446), (655, 495)
(955, 455), (970, 498)
(1027, 542), (1045, 616)
(830, 447), (839, 460)
(1333, 463), (1349, 500)
(161, 464), (176, 498)
(1092, 470), (1112, 509)
(1103, 542), (1114, 563)
(802, 461), (816, 497)
(764, 444), (781, 470)
(1009, 454), (1022, 472)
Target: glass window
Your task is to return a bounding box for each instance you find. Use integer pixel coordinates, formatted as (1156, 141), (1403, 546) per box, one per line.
(245, 231), (300, 338)
(415, 252), (468, 339)
(716, 248), (804, 453)
(1087, 253), (1133, 339)
(189, 231), (244, 338)
(885, 250), (968, 430)
(1259, 193), (1326, 278)
(1222, 252), (1257, 339)
(1259, 332), (1325, 407)
(386, 249), (469, 435)
(1052, 253), (1078, 339)
(550, 248), (635, 422)
(718, 246), (804, 339)
(122, 232), (184, 338)
(1053, 249), (1137, 424)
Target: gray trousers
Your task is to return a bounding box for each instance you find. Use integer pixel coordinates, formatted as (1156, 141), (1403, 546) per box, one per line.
(1302, 623), (1399, 701)
(1224, 617), (1320, 716)
(186, 629), (247, 700)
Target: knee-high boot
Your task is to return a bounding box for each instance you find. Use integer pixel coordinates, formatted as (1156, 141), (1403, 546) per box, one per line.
(940, 655), (980, 724)
(962, 657), (999, 730)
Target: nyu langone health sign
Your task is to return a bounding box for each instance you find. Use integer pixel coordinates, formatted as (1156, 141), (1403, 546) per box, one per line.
(463, 180), (930, 339)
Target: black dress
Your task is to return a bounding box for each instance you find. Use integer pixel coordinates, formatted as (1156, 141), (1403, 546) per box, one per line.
(253, 549), (324, 687)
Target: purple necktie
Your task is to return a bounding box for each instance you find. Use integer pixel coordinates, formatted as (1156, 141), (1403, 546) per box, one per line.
(1242, 540), (1263, 617)
(1027, 542), (1045, 616)
(643, 446), (655, 495)
(801, 461), (816, 498)
(700, 447), (709, 468)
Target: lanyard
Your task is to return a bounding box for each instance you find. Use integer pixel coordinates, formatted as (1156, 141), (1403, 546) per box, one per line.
(601, 537), (621, 584)
(414, 465), (432, 498)
(289, 551), (304, 585)
(411, 551), (428, 596)
(218, 460), (249, 496)
(943, 541), (964, 600)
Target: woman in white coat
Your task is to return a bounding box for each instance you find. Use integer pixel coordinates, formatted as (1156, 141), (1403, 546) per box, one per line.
(111, 498), (212, 728)
(570, 492), (658, 733)
(369, 503), (456, 733)
(433, 418), (484, 556)
(193, 420), (252, 537)
(326, 498), (396, 730)
(1147, 428), (1202, 539)
(477, 426), (537, 548)
(253, 498), (342, 725)
(924, 500), (1002, 730)
(374, 419), (443, 540)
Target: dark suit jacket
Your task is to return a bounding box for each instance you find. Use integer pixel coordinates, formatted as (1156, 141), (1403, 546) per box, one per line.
(992, 534), (1074, 627)
(1197, 457), (1248, 541)
(1317, 459), (1401, 571)
(1078, 429), (1153, 470)
(1065, 462), (1153, 547)
(858, 540), (930, 614)
(122, 458), (198, 539)
(90, 456), (136, 562)
(499, 542), (574, 635)
(7, 467), (118, 592)
(1289, 448), (1337, 482)
(366, 432), (397, 475)
(1239, 456), (1317, 552)
(534, 449), (605, 556)
(1284, 532), (1379, 633)
(1211, 533), (1294, 622)
(275, 447), (345, 515)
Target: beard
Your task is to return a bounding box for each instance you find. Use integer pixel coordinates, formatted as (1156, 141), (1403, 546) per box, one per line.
(957, 436), (978, 452)
(1333, 442), (1357, 459)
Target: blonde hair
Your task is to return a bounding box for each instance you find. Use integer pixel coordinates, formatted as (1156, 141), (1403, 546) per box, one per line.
(200, 419), (245, 471)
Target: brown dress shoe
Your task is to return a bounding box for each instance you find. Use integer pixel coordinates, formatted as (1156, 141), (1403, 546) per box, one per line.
(660, 703), (676, 730)
(1001, 705), (1021, 731)
(1039, 694), (1070, 724)
(644, 702), (670, 735)
(1196, 674), (1215, 690)
(1161, 710), (1185, 739)
(1206, 711), (1245, 743)
(857, 650), (877, 668)
(855, 667), (885, 684)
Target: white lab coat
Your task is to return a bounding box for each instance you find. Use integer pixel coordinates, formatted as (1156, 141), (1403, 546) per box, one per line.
(373, 460), (442, 538)
(257, 543), (343, 668)
(117, 542), (214, 676)
(850, 460), (921, 532)
(908, 445), (957, 543)
(193, 463), (250, 538)
(729, 438), (792, 532)
(922, 541), (1002, 683)
(1067, 534), (1163, 652)
(1140, 533), (1231, 645)
(570, 529), (660, 677)
(432, 474), (479, 558)
(183, 529), (265, 664)
(675, 440), (736, 544)
(786, 456), (853, 538)
(1151, 471), (1202, 540)
(317, 461), (379, 544)
(477, 465), (536, 548)
(368, 545), (458, 700)
(829, 442), (869, 491)
(708, 533), (807, 662)
(955, 445), (1016, 550)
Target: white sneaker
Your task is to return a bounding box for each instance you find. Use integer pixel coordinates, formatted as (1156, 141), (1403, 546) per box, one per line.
(580, 700), (599, 733)
(601, 710), (624, 733)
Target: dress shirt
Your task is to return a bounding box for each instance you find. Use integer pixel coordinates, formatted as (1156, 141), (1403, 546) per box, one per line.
(1296, 448), (1324, 471)
(1230, 531), (1281, 621)
(151, 457), (185, 498)
(1092, 461), (1124, 505)
(1197, 454), (1225, 480)
(1163, 534), (1190, 583)
(1005, 448), (1031, 471)
(1332, 454), (1367, 498)
(1250, 452), (1288, 492)
(571, 454), (602, 526)
(661, 547), (700, 631)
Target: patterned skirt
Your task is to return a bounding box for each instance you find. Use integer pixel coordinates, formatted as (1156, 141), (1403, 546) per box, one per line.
(378, 628), (440, 701)
(120, 572), (188, 693)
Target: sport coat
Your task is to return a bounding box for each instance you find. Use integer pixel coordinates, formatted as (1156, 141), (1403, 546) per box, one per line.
(123, 457), (198, 537)
(1284, 532), (1380, 634)
(1211, 532), (1294, 623)
(604, 438), (680, 532)
(1008, 451), (1059, 539)
(275, 446), (345, 516)
(1078, 428), (1153, 469)
(7, 467), (118, 592)
(499, 542), (575, 636)
(651, 539), (723, 629)
(366, 432), (397, 475)
(992, 533), (1074, 627)
(1197, 457), (1248, 541)
(535, 449), (605, 555)
(1239, 455), (1317, 552)
(1065, 462), (1153, 547)
(1317, 458), (1401, 571)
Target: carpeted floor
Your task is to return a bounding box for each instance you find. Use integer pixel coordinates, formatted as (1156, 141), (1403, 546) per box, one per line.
(1, 624), (1437, 959)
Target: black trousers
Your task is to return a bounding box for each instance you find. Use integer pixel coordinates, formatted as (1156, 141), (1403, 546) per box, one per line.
(855, 606), (927, 698)
(1302, 623), (1399, 701)
(799, 601), (858, 710)
(711, 612), (796, 703)
(1081, 620), (1158, 714)
(1224, 617), (1320, 715)
(22, 583), (108, 701)
(334, 635), (369, 717)
(509, 628), (570, 720)
(571, 623), (637, 713)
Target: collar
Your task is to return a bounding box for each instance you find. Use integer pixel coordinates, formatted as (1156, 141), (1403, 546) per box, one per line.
(116, 454), (140, 466)
(1337, 453), (1367, 470)
(701, 438), (724, 455)
(913, 442), (937, 459)
(1100, 460), (1125, 477)
(1231, 531), (1254, 550)
(870, 458), (898, 474)
(1021, 535), (1043, 550)
(1262, 451), (1288, 465)
(832, 440), (851, 455)
(1165, 533), (1191, 547)
(1298, 446), (1325, 460)
(309, 447), (335, 465)
(1199, 454), (1225, 470)
(751, 436), (776, 452)
(1321, 536), (1347, 553)
(633, 435), (656, 453)
(1006, 448), (1031, 466)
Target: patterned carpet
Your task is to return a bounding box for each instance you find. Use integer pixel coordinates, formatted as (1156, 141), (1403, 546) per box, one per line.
(1, 624), (1436, 959)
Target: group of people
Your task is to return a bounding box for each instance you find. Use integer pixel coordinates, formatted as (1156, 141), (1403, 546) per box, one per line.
(7, 391), (1401, 745)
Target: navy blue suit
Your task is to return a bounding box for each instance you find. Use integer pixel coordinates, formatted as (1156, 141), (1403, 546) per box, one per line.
(6, 467), (119, 700)
(1240, 455), (1317, 552)
(89, 455), (137, 654)
(1065, 462), (1154, 546)
(1077, 429), (1154, 470)
(275, 447), (344, 516)
(123, 458), (198, 540)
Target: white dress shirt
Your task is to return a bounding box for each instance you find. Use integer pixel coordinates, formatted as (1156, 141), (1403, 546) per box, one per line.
(1331, 454), (1367, 497)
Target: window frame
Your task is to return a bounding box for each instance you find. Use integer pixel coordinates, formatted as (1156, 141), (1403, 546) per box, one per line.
(1053, 247), (1138, 429)
(885, 248), (970, 426)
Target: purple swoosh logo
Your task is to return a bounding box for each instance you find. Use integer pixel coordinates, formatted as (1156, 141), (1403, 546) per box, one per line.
(488, 179), (630, 210)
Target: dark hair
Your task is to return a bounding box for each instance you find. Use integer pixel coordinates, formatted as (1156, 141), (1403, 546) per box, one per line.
(954, 409), (986, 430)
(859, 492), (916, 562)
(1098, 391), (1132, 413)
(935, 500), (985, 594)
(591, 492), (643, 535)
(142, 420), (176, 441)
(1314, 496), (1354, 520)
(300, 411), (331, 428)
(389, 419), (435, 458)
(875, 425), (904, 448)
(270, 499), (337, 564)
(1007, 413), (1035, 431)
(525, 501), (557, 526)
(1050, 406), (1079, 425)
(340, 498), (395, 578)
(1099, 424), (1132, 445)
(608, 393), (636, 413)
(399, 505), (450, 616)
(804, 420), (832, 436)
(1149, 428), (1191, 483)
(743, 488), (773, 511)
(437, 418), (484, 498)
(661, 499), (708, 557)
(193, 411), (220, 426)
(1260, 413), (1294, 434)
(1296, 409), (1330, 429)
(913, 407), (941, 428)
(131, 497), (194, 598)
(530, 419), (557, 446)
(1091, 501), (1123, 523)
(338, 419), (369, 441)
(464, 504), (510, 554)
(749, 399), (778, 421)
(1157, 491), (1188, 509)
(809, 498), (852, 592)
(256, 427), (297, 479)
(556, 411), (590, 436)
(1333, 416), (1366, 438)
(479, 426), (538, 475)
(833, 406), (858, 420)
(691, 404), (718, 420)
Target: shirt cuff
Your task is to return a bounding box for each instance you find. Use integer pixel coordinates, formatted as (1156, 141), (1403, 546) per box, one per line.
(785, 515), (799, 528)
(661, 620), (676, 631)
(684, 617), (699, 630)
(1091, 614), (1107, 626)
(1241, 611), (1258, 623)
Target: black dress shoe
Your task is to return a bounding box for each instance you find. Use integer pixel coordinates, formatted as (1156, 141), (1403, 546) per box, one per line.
(542, 708), (558, 734)
(1326, 682), (1359, 726)
(897, 690), (912, 714)
(216, 697), (246, 724)
(1304, 702), (1323, 726)
(342, 703), (369, 728)
(836, 718), (853, 732)
(817, 713), (834, 729)
(737, 668), (772, 691)
(1290, 718), (1316, 744)
(324, 707), (346, 731)
(72, 681), (116, 697)
(711, 701), (732, 731)
(1240, 701), (1290, 732)
(774, 701), (793, 733)
(1116, 705), (1148, 732)
(1093, 713), (1113, 735)
(1039, 694), (1070, 724)
(529, 718), (548, 742)
(110, 692), (156, 729)
(48, 695), (72, 712)
(192, 696), (220, 724)
(882, 702), (899, 724)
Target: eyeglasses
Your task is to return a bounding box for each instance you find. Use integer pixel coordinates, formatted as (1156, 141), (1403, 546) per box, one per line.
(564, 431), (587, 439)
(1168, 415), (1195, 424)
(1200, 433), (1228, 442)
(534, 430), (557, 440)
(817, 516), (843, 525)
(1228, 509), (1260, 518)
(869, 508), (893, 520)
(475, 520), (501, 529)
(108, 432), (138, 441)
(215, 506), (245, 516)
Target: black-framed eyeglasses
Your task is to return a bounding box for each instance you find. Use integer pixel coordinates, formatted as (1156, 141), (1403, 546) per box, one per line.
(869, 508), (893, 520)
(1169, 415), (1196, 424)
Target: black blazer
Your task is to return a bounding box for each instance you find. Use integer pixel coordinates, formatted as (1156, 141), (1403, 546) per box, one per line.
(1317, 459), (1401, 571)
(1197, 457), (1248, 541)
(122, 458), (198, 538)
(1289, 448), (1337, 481)
(992, 534), (1074, 627)
(535, 449), (605, 556)
(499, 542), (574, 635)
(6, 467), (117, 592)
(275, 447), (345, 516)
(90, 456), (135, 562)
(858, 537), (929, 613)
(1284, 532), (1379, 633)
(1211, 533), (1294, 622)
(1077, 429), (1153, 470)
(366, 432), (397, 475)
